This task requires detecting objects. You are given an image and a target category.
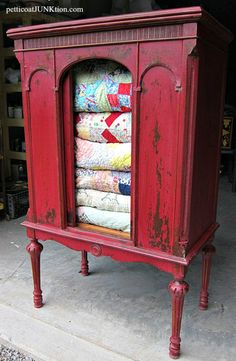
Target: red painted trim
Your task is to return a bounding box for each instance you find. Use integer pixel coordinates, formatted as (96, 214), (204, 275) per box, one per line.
(185, 223), (219, 264)
(131, 42), (140, 244)
(62, 71), (76, 226)
(7, 7), (232, 44)
(21, 220), (218, 268)
(22, 220), (188, 264)
(13, 36), (199, 54)
(181, 45), (199, 243)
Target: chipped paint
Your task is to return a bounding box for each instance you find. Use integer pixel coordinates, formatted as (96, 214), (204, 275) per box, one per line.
(178, 239), (188, 257)
(148, 193), (170, 252)
(153, 193), (162, 238)
(172, 237), (185, 257)
(46, 208), (56, 224)
(156, 162), (162, 186)
(153, 123), (160, 152)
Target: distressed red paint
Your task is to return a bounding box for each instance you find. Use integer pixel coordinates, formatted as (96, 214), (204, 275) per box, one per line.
(8, 7), (232, 359)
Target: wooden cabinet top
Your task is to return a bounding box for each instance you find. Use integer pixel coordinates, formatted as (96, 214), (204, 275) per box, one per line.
(7, 7), (232, 46)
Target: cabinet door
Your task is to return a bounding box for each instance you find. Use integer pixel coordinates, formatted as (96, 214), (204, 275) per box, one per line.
(21, 50), (65, 227)
(136, 42), (182, 254)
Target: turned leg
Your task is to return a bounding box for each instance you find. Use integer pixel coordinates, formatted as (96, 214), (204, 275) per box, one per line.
(81, 250), (89, 276)
(199, 244), (216, 310)
(168, 280), (189, 359)
(26, 238), (43, 308)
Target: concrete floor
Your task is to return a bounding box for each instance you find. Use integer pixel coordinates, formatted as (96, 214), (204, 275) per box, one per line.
(0, 177), (236, 361)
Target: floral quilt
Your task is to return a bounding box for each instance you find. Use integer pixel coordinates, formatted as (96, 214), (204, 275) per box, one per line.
(76, 188), (130, 213)
(74, 59), (132, 112)
(75, 138), (131, 171)
(75, 112), (131, 143)
(75, 168), (131, 195)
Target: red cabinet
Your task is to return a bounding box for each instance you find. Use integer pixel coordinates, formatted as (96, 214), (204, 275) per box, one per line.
(8, 7), (232, 358)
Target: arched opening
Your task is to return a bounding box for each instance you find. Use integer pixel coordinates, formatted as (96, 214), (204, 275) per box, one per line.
(70, 59), (132, 238)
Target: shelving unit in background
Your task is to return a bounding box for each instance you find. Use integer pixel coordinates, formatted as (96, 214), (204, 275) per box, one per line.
(0, 10), (65, 216)
(0, 127), (6, 216)
(0, 11), (64, 177)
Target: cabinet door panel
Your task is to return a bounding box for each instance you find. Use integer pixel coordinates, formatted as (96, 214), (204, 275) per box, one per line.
(136, 64), (179, 253)
(29, 69), (62, 226)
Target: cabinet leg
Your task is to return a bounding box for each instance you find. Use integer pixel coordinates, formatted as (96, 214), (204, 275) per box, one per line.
(168, 280), (189, 359)
(81, 250), (89, 276)
(199, 244), (216, 310)
(26, 239), (43, 308)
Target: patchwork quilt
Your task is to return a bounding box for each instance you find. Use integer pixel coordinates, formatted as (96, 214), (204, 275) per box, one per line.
(75, 168), (131, 195)
(74, 59), (132, 112)
(75, 138), (131, 171)
(76, 206), (130, 233)
(76, 189), (130, 213)
(75, 112), (131, 143)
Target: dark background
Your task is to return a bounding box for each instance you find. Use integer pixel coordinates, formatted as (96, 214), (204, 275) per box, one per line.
(157, 0), (236, 108)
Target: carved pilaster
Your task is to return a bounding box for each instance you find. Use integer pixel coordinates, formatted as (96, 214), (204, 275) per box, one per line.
(26, 239), (43, 308)
(178, 239), (188, 257)
(168, 280), (189, 359)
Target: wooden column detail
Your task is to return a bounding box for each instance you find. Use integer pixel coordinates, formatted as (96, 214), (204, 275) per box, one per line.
(199, 244), (216, 310)
(26, 238), (43, 308)
(168, 280), (189, 359)
(81, 250), (89, 276)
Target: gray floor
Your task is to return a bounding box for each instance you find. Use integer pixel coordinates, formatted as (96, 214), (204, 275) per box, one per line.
(0, 177), (236, 361)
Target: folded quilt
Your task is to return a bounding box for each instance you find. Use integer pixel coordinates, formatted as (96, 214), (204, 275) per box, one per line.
(75, 138), (131, 171)
(77, 206), (130, 233)
(76, 188), (130, 213)
(75, 112), (131, 143)
(75, 169), (131, 195)
(74, 59), (132, 112)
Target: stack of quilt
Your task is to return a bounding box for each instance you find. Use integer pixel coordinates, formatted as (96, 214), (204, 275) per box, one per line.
(74, 60), (132, 233)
